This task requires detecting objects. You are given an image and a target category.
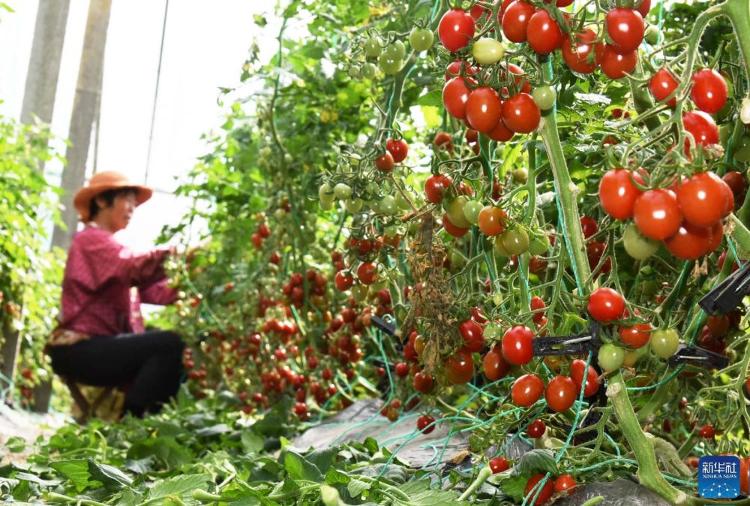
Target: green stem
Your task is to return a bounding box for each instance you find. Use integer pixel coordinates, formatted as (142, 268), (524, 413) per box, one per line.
(458, 465), (492, 501)
(723, 0), (750, 80)
(607, 373), (689, 505)
(629, 62), (660, 132)
(45, 492), (109, 506)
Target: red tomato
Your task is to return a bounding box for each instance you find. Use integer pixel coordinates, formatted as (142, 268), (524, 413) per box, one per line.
(459, 319), (485, 352)
(554, 474), (577, 493)
(502, 1), (536, 43)
(445, 60), (478, 81)
(443, 77), (472, 120)
(619, 322), (652, 348)
(487, 117), (515, 142)
(395, 362), (410, 377)
(334, 271), (354, 291)
(443, 214), (470, 238)
(433, 131), (454, 152)
(483, 346), (510, 380)
(501, 63), (532, 94)
(741, 457), (750, 495)
(413, 371), (435, 393)
(600, 44), (637, 79)
(466, 87), (502, 133)
(470, 4), (488, 20)
(691, 69), (728, 114)
(527, 418), (546, 438)
(598, 168), (644, 220)
(527, 10), (563, 55)
(489, 456), (510, 474)
(545, 375), (577, 412)
(374, 151), (395, 174)
(723, 171), (748, 205)
(633, 189), (682, 240)
(438, 8), (475, 52)
(511, 373), (544, 407)
(570, 359), (600, 397)
(530, 295), (546, 323)
(683, 111), (719, 153)
(699, 424), (715, 439)
(580, 216), (598, 238)
(665, 222), (722, 260)
(357, 262), (378, 285)
(587, 287), (625, 322)
(636, 0), (651, 16)
(445, 349), (474, 384)
(501, 325), (534, 365)
(386, 138), (408, 163)
(425, 174), (452, 203)
(562, 29), (600, 74)
(605, 8), (644, 53)
(525, 473), (554, 505)
(649, 68), (679, 108)
(502, 93), (541, 133)
(417, 414), (435, 434)
(676, 172), (732, 227)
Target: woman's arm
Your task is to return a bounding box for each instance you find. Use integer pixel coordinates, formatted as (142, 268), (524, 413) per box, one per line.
(138, 278), (178, 306)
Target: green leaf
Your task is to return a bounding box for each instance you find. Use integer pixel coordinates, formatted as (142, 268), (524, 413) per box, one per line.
(346, 478), (371, 498)
(306, 446), (338, 474)
(241, 431), (264, 453)
(284, 450), (322, 482)
(498, 474), (527, 502)
(147, 473), (210, 499)
(395, 480), (468, 505)
(325, 468), (350, 486)
(362, 437), (379, 455)
(417, 90), (442, 107)
(5, 436), (25, 453)
(514, 449), (558, 476)
(196, 423), (232, 437)
(87, 460), (133, 488)
(50, 459), (99, 493)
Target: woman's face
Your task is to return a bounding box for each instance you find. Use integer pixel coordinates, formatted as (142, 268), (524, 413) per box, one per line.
(95, 192), (137, 232)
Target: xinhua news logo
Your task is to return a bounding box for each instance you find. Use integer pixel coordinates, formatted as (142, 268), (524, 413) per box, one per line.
(698, 455), (741, 499)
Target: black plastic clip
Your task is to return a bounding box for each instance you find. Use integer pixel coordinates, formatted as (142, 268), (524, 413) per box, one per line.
(533, 323), (601, 356)
(699, 262), (750, 315)
(668, 344), (729, 370)
(371, 315), (397, 336)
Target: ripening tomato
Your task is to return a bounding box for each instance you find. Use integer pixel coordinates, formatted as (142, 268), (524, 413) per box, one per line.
(562, 29), (600, 74)
(676, 172), (732, 227)
(598, 168), (644, 220)
(525, 473), (554, 505)
(691, 69), (728, 114)
(554, 474), (577, 494)
(502, 1), (536, 43)
(445, 349), (474, 384)
(478, 206), (508, 236)
(683, 111), (719, 152)
(443, 214), (470, 238)
(570, 359), (600, 397)
(665, 222), (723, 260)
(443, 77), (472, 119)
(619, 322), (652, 348)
(633, 189), (682, 240)
(649, 68), (678, 108)
(334, 271), (354, 291)
(511, 373), (544, 407)
(459, 319), (485, 352)
(438, 8), (475, 52)
(527, 10), (563, 55)
(483, 346), (510, 380)
(375, 151), (394, 172)
(386, 138), (409, 163)
(357, 262), (378, 285)
(600, 44), (637, 79)
(545, 375), (577, 412)
(502, 325), (534, 365)
(605, 8), (644, 53)
(587, 287), (625, 322)
(425, 174), (452, 203)
(502, 93), (541, 133)
(466, 87), (503, 133)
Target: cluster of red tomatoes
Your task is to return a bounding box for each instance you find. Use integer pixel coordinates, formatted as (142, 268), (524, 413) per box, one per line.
(281, 269), (328, 308)
(250, 221), (271, 249)
(509, 358), (600, 413)
(374, 137), (408, 172)
(599, 168), (735, 260)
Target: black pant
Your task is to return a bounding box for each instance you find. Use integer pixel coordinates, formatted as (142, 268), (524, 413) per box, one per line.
(49, 330), (185, 417)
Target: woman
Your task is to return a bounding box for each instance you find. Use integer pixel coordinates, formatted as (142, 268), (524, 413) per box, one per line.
(47, 171), (185, 418)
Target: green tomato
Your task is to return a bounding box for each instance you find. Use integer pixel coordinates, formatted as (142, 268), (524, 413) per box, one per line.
(345, 198), (364, 213)
(598, 343), (625, 372)
(622, 223), (659, 260)
(449, 249), (467, 272)
(384, 40), (406, 60)
(644, 25), (660, 45)
(494, 235), (511, 257)
(380, 195), (398, 215)
(364, 35), (382, 58)
(361, 63), (377, 79)
(319, 183), (335, 202)
(623, 345), (649, 367)
(512, 167), (528, 184)
(395, 191), (412, 210)
(445, 196), (471, 228)
(319, 198), (334, 210)
(472, 38), (505, 65)
(651, 329), (680, 359)
(528, 229), (550, 256)
(532, 86), (556, 111)
(499, 228), (529, 255)
(734, 136), (750, 163)
(334, 183), (352, 200)
(463, 199), (483, 225)
(378, 54), (403, 75)
(348, 66), (362, 79)
(409, 27), (434, 52)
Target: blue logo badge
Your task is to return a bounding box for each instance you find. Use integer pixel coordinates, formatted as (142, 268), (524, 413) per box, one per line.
(698, 455), (740, 499)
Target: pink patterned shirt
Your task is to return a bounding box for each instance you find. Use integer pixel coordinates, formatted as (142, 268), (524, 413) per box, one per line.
(60, 225), (177, 336)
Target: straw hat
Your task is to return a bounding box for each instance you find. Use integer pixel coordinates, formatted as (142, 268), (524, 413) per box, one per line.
(73, 171), (153, 222)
